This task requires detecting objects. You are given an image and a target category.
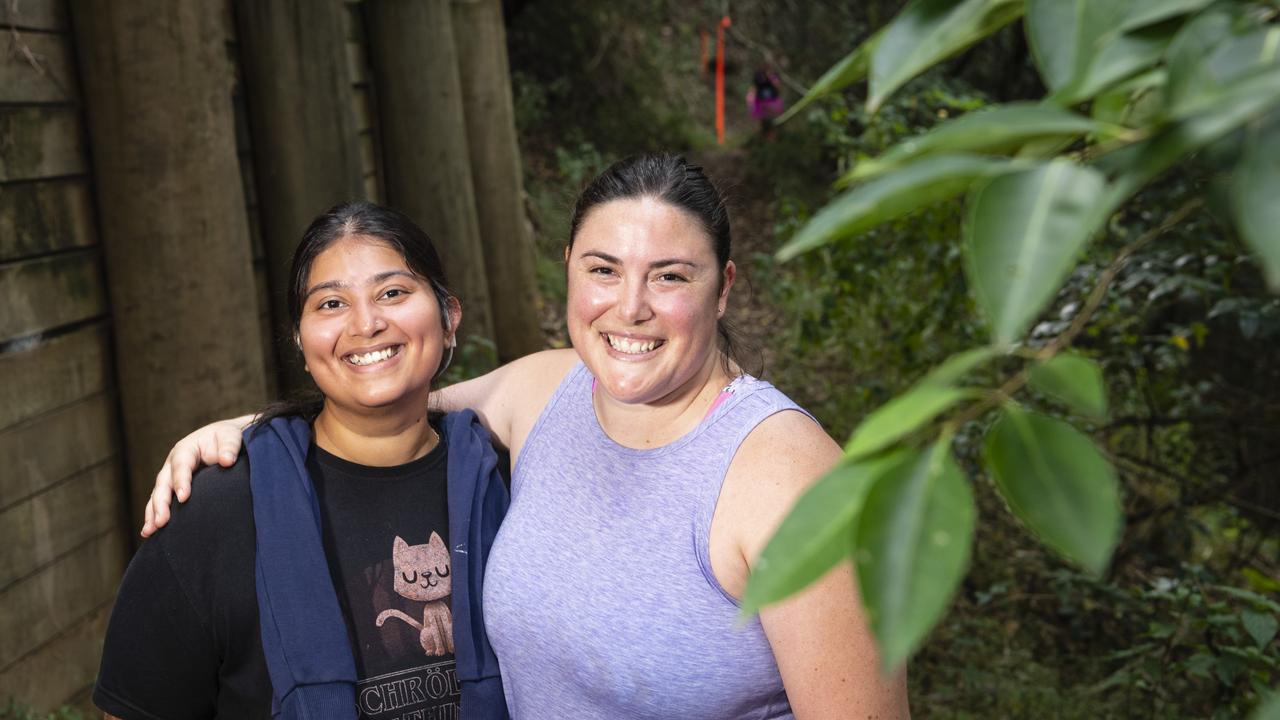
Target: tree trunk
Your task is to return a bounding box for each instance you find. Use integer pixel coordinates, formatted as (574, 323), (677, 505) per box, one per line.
(70, 0), (268, 525)
(234, 0), (366, 393)
(451, 0), (544, 361)
(363, 0), (495, 347)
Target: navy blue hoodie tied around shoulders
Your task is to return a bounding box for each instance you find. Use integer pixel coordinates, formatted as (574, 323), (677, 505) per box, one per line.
(245, 411), (511, 720)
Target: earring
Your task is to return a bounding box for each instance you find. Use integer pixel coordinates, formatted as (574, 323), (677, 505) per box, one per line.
(433, 342), (455, 380)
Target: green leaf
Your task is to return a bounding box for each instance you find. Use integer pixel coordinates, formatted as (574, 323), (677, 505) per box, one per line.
(1242, 610), (1279, 651)
(1028, 352), (1109, 419)
(845, 385), (971, 461)
(1122, 0), (1214, 32)
(868, 0), (1024, 113)
(1027, 0), (1173, 105)
(1167, 17), (1280, 119)
(919, 346), (1000, 387)
(740, 452), (905, 616)
(984, 407), (1122, 574)
(778, 154), (1018, 261)
(777, 29), (883, 125)
(1252, 689), (1280, 720)
(964, 160), (1107, 346)
(1091, 68), (1166, 128)
(1234, 120), (1280, 290)
(1104, 67), (1280, 208)
(845, 103), (1104, 182)
(856, 443), (975, 670)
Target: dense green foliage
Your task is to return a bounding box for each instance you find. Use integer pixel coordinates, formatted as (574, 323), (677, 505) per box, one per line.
(506, 0), (1278, 715)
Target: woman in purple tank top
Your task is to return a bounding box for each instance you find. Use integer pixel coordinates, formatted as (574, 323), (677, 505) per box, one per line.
(146, 156), (910, 719)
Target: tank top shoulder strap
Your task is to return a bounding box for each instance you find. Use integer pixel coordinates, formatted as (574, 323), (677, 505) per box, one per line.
(691, 376), (816, 605)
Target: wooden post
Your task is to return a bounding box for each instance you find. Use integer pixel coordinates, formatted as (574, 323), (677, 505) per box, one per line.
(70, 0), (268, 524)
(234, 0), (366, 393)
(450, 0), (544, 361)
(363, 0), (495, 346)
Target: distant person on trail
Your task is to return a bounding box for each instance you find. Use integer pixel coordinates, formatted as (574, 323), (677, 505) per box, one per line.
(748, 67), (785, 135)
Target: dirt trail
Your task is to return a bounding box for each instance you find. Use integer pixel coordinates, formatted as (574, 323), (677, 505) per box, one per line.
(689, 148), (786, 378)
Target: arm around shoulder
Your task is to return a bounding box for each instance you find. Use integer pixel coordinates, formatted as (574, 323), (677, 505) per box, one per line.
(724, 411), (910, 719)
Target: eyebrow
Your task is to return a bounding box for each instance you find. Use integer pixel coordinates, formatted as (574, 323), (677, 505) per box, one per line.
(579, 250), (698, 270)
(304, 270), (419, 299)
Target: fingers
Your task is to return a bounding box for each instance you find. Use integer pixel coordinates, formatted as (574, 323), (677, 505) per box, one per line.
(215, 423), (243, 467)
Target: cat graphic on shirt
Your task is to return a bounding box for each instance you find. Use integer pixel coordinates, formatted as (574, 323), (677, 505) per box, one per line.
(375, 532), (454, 656)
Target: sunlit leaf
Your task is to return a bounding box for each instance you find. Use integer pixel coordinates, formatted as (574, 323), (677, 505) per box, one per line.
(777, 29), (883, 124)
(856, 443), (975, 670)
(740, 452), (907, 616)
(984, 407), (1122, 575)
(919, 346), (1000, 386)
(1233, 119), (1280, 290)
(1241, 610), (1279, 651)
(845, 385), (971, 461)
(965, 160), (1107, 346)
(1122, 0), (1215, 32)
(1028, 351), (1109, 419)
(778, 154), (1019, 261)
(845, 103), (1104, 182)
(869, 0), (1024, 113)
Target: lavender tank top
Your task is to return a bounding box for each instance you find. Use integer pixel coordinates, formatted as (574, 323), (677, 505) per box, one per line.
(484, 362), (810, 719)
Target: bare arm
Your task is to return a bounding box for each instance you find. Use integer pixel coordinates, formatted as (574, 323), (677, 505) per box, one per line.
(143, 348), (578, 536)
(717, 411), (910, 719)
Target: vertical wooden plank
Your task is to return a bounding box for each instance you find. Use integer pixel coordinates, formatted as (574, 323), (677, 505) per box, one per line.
(451, 0), (545, 360)
(70, 0), (268, 523)
(233, 0), (366, 394)
(0, 0), (67, 30)
(364, 0), (495, 344)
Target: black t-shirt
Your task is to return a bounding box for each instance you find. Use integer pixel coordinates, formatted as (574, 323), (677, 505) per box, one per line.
(94, 429), (460, 720)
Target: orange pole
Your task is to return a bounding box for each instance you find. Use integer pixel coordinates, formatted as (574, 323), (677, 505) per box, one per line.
(715, 15), (730, 145)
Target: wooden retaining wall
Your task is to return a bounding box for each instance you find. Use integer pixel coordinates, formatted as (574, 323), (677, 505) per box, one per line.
(0, 0), (129, 710)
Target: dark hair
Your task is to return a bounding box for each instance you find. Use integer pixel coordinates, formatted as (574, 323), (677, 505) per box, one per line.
(568, 153), (753, 374)
(255, 201), (455, 426)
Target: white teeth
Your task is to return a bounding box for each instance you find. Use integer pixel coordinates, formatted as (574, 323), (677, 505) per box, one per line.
(606, 335), (659, 354)
(347, 346), (400, 366)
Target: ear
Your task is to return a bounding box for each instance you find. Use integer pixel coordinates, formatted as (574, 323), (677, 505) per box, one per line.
(718, 260), (737, 315)
(393, 536), (408, 557)
(428, 532), (446, 550)
(563, 245), (571, 264)
(444, 296), (462, 348)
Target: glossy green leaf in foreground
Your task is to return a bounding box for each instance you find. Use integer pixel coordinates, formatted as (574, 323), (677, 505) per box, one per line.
(1251, 690), (1280, 720)
(1122, 0), (1214, 32)
(1104, 66), (1280, 208)
(1233, 119), (1280, 290)
(919, 346), (1000, 387)
(964, 159), (1107, 346)
(1027, 0), (1173, 106)
(1166, 10), (1280, 120)
(845, 385), (971, 462)
(868, 0), (1023, 113)
(778, 154), (1017, 261)
(776, 28), (883, 125)
(984, 407), (1122, 575)
(1028, 351), (1109, 419)
(844, 103), (1105, 182)
(856, 443), (975, 669)
(740, 452), (906, 617)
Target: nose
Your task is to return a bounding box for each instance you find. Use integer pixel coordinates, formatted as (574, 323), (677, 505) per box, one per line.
(616, 276), (653, 324)
(348, 299), (387, 336)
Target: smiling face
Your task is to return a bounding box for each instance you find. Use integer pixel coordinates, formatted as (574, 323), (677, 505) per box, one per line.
(566, 196), (735, 406)
(298, 235), (459, 415)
